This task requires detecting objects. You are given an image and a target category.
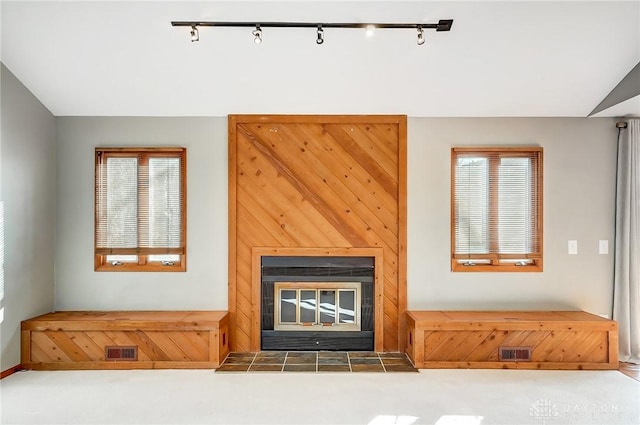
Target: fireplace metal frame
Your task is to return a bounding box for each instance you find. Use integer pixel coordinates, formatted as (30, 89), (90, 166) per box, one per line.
(251, 247), (385, 352)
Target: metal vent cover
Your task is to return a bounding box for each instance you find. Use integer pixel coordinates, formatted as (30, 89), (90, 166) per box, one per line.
(105, 346), (138, 361)
(499, 346), (532, 362)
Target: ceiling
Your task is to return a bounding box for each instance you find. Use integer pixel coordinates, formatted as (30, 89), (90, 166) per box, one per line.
(1, 0), (639, 117)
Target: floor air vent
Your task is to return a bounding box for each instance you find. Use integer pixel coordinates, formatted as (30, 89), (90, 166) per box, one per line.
(105, 346), (138, 361)
(499, 347), (532, 361)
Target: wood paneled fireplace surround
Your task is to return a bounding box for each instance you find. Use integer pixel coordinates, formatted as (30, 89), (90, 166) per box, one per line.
(16, 115), (618, 372)
(229, 115), (408, 353)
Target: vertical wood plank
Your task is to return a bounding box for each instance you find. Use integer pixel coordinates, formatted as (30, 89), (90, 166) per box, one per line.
(414, 326), (425, 368)
(228, 115), (239, 354)
(209, 330), (218, 365)
(374, 250), (384, 352)
(608, 328), (619, 365)
(21, 330), (31, 364)
(397, 116), (408, 353)
(220, 315), (230, 362)
(251, 247), (262, 352)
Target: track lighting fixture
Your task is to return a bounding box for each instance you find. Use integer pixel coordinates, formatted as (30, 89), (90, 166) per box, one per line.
(417, 26), (425, 45)
(252, 26), (262, 44)
(316, 26), (324, 45)
(173, 19), (453, 45)
(190, 25), (199, 42)
(365, 24), (375, 37)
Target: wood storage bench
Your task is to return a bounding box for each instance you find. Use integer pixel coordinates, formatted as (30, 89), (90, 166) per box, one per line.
(21, 311), (229, 370)
(406, 311), (618, 370)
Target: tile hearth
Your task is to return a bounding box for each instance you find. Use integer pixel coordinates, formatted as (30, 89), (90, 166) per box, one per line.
(216, 351), (417, 373)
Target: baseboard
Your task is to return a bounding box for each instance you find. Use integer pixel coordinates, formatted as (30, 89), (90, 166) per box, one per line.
(1, 364), (23, 379)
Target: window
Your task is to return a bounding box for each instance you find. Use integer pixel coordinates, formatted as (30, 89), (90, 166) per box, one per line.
(95, 147), (186, 271)
(451, 147), (542, 272)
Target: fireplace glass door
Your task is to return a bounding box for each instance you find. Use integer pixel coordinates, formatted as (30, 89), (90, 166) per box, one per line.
(274, 282), (361, 331)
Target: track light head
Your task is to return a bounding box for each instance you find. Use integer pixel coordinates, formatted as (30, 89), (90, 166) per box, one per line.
(417, 26), (425, 45)
(365, 24), (375, 37)
(190, 25), (199, 42)
(252, 26), (262, 44)
(316, 26), (324, 45)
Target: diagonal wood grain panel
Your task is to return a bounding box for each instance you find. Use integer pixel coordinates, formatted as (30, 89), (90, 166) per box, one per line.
(229, 115), (407, 352)
(29, 331), (210, 362)
(421, 330), (611, 363)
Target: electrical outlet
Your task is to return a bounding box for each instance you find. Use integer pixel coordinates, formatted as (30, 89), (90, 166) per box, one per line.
(568, 240), (578, 255)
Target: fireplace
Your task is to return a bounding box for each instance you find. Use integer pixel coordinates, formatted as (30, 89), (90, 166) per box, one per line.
(261, 256), (375, 350)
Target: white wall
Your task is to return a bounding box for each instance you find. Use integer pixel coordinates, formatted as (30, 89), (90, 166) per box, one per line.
(408, 118), (617, 317)
(55, 117), (228, 310)
(1, 64), (56, 370)
(55, 116), (618, 320)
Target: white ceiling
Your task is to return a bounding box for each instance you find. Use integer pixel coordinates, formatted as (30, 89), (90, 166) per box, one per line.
(1, 1), (639, 117)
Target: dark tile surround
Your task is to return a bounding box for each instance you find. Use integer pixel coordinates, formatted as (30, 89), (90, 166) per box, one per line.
(216, 351), (417, 373)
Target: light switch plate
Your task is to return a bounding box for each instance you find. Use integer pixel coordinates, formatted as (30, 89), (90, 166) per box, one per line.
(599, 240), (609, 255)
(568, 240), (578, 255)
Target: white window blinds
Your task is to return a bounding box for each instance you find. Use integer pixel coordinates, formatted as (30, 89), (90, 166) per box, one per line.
(95, 148), (186, 256)
(452, 147), (542, 269)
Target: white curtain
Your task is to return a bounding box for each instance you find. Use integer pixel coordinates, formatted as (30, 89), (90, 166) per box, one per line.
(614, 118), (640, 364)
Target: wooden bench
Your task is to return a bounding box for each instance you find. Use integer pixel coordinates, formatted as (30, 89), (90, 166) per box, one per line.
(21, 311), (229, 370)
(406, 311), (618, 370)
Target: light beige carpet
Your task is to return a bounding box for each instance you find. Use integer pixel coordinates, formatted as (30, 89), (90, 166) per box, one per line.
(1, 369), (639, 424)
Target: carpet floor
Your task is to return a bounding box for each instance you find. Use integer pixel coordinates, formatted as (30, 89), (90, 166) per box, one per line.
(1, 368), (638, 424)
